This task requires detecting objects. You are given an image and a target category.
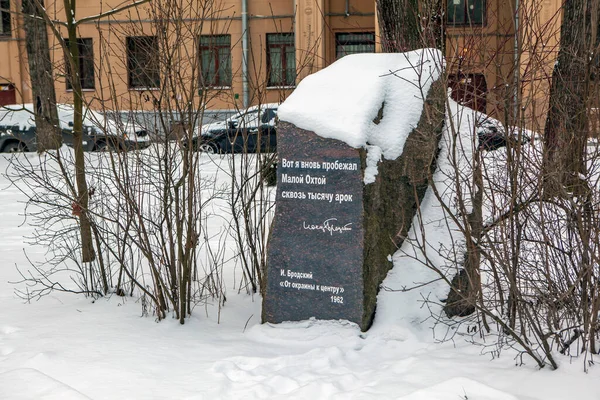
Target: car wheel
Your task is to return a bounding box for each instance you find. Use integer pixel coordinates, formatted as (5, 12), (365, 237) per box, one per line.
(198, 143), (218, 154)
(95, 141), (112, 152)
(4, 142), (26, 153)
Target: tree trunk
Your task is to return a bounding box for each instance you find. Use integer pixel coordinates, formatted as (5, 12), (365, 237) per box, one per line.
(22, 0), (62, 151)
(543, 0), (599, 195)
(376, 0), (443, 51)
(444, 149), (484, 319)
(65, 0), (95, 263)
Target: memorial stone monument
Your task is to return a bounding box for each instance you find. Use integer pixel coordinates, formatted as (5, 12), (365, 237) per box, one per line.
(262, 50), (445, 330)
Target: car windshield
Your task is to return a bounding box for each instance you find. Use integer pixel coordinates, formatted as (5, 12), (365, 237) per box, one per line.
(229, 106), (277, 127)
(237, 111), (260, 128)
(261, 108), (277, 124)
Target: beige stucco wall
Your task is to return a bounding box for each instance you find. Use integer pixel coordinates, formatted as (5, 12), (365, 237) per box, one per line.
(444, 0), (565, 130)
(0, 0), (375, 111)
(0, 1), (28, 104)
(445, 0), (518, 118)
(518, 0), (561, 132)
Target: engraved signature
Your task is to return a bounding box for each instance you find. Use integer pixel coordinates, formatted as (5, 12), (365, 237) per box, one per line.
(302, 218), (353, 235)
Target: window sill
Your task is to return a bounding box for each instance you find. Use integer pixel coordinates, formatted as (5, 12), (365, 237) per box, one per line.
(267, 85), (296, 90)
(129, 87), (160, 91)
(201, 86), (232, 90)
(446, 23), (486, 28)
(66, 89), (96, 92)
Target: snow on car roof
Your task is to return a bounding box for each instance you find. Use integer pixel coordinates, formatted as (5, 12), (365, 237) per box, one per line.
(230, 103), (279, 118)
(0, 103), (107, 131)
(244, 103), (279, 111)
(278, 49), (443, 161)
(0, 104), (36, 130)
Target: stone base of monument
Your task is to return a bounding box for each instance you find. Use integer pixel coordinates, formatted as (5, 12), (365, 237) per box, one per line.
(262, 78), (445, 331)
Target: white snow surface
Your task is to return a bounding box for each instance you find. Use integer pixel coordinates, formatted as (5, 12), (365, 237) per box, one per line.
(1, 102), (599, 398)
(278, 49), (443, 161)
(363, 144), (382, 184)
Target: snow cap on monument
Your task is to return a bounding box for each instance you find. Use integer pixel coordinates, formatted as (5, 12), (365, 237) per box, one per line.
(278, 48), (443, 161)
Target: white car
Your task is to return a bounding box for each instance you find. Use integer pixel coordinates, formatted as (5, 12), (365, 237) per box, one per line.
(0, 103), (151, 152)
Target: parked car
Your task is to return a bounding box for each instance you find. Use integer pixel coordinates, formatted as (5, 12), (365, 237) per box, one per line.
(477, 116), (531, 151)
(192, 103), (278, 154)
(0, 103), (151, 153)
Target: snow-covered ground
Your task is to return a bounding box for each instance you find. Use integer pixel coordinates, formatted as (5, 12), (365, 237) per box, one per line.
(0, 146), (598, 400)
(1, 49), (598, 398)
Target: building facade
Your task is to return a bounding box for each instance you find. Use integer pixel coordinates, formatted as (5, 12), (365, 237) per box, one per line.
(0, 0), (562, 130)
(444, 0), (563, 131)
(0, 0), (376, 111)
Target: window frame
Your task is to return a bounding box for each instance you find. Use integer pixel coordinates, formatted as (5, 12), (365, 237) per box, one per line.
(126, 36), (160, 90)
(65, 38), (95, 91)
(335, 32), (376, 60)
(0, 0), (11, 37)
(266, 33), (296, 88)
(447, 0), (486, 27)
(199, 34), (232, 88)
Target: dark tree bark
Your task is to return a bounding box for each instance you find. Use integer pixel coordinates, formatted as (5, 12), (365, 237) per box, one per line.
(543, 0), (600, 194)
(22, 0), (62, 151)
(63, 0), (95, 263)
(422, 0), (444, 50)
(376, 0), (443, 51)
(444, 153), (484, 319)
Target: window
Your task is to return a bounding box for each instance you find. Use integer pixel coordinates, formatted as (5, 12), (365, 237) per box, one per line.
(127, 36), (160, 89)
(0, 0), (11, 37)
(199, 35), (231, 87)
(447, 0), (485, 26)
(335, 32), (375, 59)
(65, 38), (95, 90)
(267, 33), (295, 87)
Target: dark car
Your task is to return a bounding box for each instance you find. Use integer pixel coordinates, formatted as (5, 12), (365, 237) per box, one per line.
(477, 116), (531, 151)
(192, 104), (278, 154)
(0, 104), (151, 153)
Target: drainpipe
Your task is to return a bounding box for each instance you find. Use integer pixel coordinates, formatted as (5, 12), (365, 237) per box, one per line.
(513, 0), (520, 124)
(242, 0), (249, 109)
(345, 0), (350, 17)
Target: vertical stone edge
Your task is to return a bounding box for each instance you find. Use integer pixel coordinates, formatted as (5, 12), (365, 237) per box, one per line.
(360, 79), (446, 330)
